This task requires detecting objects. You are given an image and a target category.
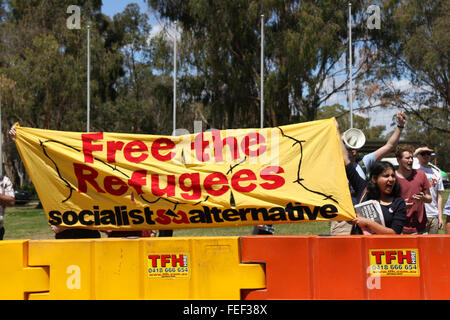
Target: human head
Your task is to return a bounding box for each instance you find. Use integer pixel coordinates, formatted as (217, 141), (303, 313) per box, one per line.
(346, 146), (358, 162)
(414, 144), (434, 166)
(367, 161), (401, 199)
(395, 144), (415, 172)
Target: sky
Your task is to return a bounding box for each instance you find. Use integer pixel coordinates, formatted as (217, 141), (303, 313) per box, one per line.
(101, 0), (167, 39)
(101, 0), (149, 18)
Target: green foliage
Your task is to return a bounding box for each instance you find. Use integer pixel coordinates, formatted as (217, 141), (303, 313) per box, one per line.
(0, 1), (126, 187)
(360, 0), (449, 134)
(403, 108), (450, 171)
(358, 0), (450, 169)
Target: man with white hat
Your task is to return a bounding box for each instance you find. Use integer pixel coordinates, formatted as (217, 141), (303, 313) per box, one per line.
(330, 110), (407, 235)
(415, 144), (444, 234)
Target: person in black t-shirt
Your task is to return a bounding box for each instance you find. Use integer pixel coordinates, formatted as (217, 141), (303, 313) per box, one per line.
(337, 121), (406, 234)
(343, 146), (406, 235)
(345, 161), (406, 234)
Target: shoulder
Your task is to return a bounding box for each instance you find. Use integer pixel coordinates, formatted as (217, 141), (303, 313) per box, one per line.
(417, 166), (428, 174)
(3, 176), (12, 183)
(362, 152), (376, 165)
(431, 167), (443, 181)
(395, 171), (406, 183)
(0, 176), (12, 185)
(414, 169), (428, 180)
(419, 166), (439, 176)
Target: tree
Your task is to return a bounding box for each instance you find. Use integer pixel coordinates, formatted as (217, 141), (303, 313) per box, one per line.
(0, 0), (123, 187)
(148, 0), (262, 129)
(403, 109), (450, 171)
(102, 3), (176, 135)
(264, 0), (365, 126)
(0, 0), (125, 130)
(359, 0), (449, 135)
(356, 0), (449, 170)
(147, 0), (368, 130)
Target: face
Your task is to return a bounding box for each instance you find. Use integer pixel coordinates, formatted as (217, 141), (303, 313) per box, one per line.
(347, 148), (357, 161)
(398, 151), (413, 171)
(373, 167), (396, 195)
(417, 151), (431, 165)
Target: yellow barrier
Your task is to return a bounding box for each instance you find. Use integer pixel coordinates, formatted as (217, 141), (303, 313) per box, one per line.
(16, 237), (264, 300)
(0, 240), (49, 299)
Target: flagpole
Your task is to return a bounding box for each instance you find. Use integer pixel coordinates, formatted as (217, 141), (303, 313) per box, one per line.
(348, 2), (353, 129)
(87, 25), (90, 132)
(173, 22), (177, 135)
(260, 14), (264, 129)
(0, 86), (2, 176)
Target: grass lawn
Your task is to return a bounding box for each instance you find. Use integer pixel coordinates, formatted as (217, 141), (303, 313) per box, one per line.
(2, 201), (331, 240)
(3, 190), (449, 240)
(3, 202), (54, 240)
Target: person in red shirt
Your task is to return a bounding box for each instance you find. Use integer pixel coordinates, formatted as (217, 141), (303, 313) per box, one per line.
(395, 145), (432, 234)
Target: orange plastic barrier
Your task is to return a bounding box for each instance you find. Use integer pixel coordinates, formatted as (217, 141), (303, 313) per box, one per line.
(241, 235), (450, 300)
(241, 236), (314, 300)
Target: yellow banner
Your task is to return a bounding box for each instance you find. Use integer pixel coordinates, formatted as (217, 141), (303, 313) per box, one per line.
(14, 118), (355, 231)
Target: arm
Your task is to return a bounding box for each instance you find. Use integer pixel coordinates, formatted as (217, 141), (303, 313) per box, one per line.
(0, 194), (14, 207)
(422, 188), (432, 203)
(0, 177), (15, 207)
(411, 188), (432, 203)
(411, 170), (432, 203)
(345, 163), (367, 201)
(444, 198), (450, 234)
(438, 191), (443, 229)
(436, 176), (444, 229)
(353, 198), (406, 234)
(353, 216), (397, 234)
(373, 111), (406, 160)
(50, 225), (67, 234)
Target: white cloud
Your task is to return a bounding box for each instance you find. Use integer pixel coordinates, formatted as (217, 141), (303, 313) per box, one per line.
(149, 20), (182, 43)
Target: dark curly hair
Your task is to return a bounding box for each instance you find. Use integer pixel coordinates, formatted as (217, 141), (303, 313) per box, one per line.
(366, 161), (402, 200)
